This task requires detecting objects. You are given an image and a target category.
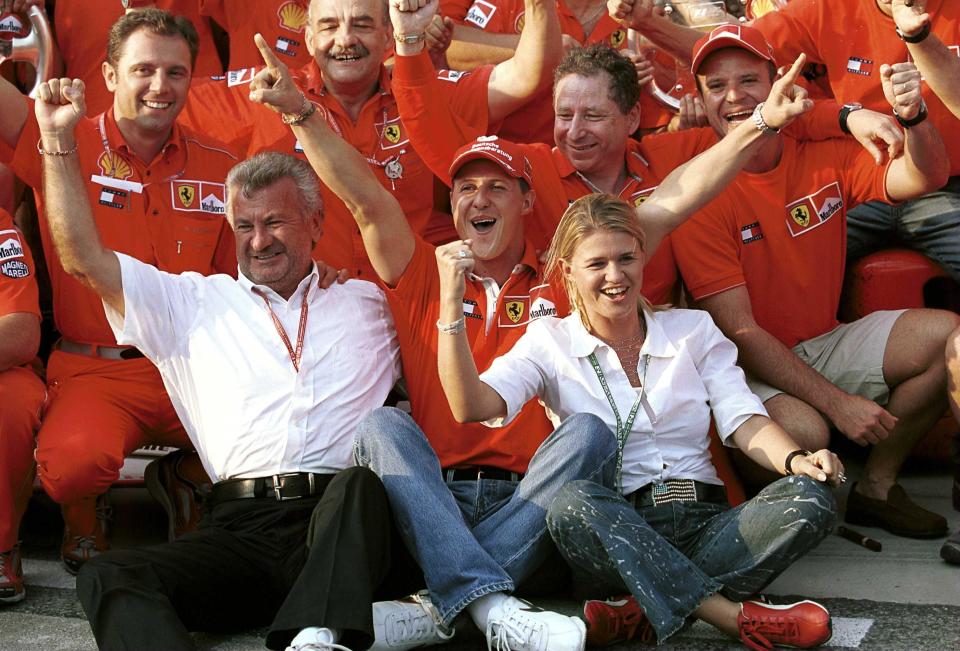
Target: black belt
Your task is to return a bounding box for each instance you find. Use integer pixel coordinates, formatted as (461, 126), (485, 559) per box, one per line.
(443, 466), (524, 482)
(210, 472), (332, 504)
(626, 479), (727, 509)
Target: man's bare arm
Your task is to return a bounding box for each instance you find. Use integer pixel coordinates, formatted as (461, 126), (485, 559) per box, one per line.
(445, 24), (520, 70)
(37, 79), (124, 315)
(248, 34), (415, 288)
(0, 312), (39, 370)
(699, 286), (896, 447)
(890, 0), (960, 118)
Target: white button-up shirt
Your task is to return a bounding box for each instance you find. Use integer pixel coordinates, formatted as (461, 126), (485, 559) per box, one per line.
(105, 253), (401, 481)
(480, 308), (766, 494)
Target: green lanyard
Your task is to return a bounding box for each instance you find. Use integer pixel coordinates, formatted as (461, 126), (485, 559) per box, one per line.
(588, 351), (650, 492)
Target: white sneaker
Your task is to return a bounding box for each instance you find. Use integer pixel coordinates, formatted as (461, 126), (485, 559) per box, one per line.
(371, 591), (455, 651)
(485, 597), (586, 651)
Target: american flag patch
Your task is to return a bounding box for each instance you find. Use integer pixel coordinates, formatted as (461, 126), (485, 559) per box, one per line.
(847, 57), (873, 76)
(740, 222), (763, 243)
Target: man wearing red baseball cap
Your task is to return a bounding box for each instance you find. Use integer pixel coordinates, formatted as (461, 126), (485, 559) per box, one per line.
(246, 22), (815, 648)
(672, 24), (959, 542)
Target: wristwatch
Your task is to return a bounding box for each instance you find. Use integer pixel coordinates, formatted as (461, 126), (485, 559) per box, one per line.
(394, 33), (426, 45)
(751, 102), (779, 134)
(894, 99), (929, 128)
(896, 22), (931, 44)
(839, 102), (863, 135)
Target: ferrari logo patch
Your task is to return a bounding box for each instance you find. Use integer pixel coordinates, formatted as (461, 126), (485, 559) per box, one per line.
(176, 184), (196, 208)
(610, 29), (626, 48)
(505, 300), (525, 324)
(791, 204), (810, 228)
(384, 124), (401, 144)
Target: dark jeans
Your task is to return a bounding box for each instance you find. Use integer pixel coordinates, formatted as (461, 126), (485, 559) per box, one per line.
(77, 467), (416, 651)
(546, 475), (836, 642)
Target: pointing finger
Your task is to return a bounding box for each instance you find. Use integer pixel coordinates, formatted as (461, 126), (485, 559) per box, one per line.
(254, 33), (283, 71)
(775, 52), (807, 91)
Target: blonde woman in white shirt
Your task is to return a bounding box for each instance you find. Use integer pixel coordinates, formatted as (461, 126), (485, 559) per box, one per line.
(436, 194), (845, 651)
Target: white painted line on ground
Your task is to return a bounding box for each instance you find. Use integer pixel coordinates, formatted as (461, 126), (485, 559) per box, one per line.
(830, 617), (874, 647)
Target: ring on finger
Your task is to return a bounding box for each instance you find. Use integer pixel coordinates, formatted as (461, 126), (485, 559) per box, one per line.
(837, 471), (847, 483)
(458, 249), (467, 259)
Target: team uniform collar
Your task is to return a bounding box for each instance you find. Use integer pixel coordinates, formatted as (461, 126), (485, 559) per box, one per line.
(301, 60), (393, 99)
(468, 240), (542, 284)
(102, 107), (183, 159)
(551, 138), (648, 189)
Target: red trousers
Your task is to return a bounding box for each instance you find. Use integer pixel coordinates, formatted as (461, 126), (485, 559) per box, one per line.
(36, 350), (191, 534)
(0, 366), (45, 550)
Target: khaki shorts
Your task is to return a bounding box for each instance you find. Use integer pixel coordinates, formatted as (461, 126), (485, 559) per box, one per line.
(746, 309), (906, 406)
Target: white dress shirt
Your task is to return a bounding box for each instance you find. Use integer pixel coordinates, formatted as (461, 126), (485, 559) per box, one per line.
(480, 308), (766, 494)
(105, 253), (401, 481)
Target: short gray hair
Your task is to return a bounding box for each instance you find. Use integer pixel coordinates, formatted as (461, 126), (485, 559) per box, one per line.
(225, 152), (323, 218)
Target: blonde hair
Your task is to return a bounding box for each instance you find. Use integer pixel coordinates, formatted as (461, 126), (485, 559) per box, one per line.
(544, 193), (654, 332)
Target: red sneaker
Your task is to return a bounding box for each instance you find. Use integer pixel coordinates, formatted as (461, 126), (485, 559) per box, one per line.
(738, 600), (832, 650)
(582, 595), (655, 646)
(1, 545), (25, 604)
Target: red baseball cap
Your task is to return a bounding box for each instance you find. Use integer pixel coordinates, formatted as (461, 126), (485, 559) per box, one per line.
(449, 136), (533, 186)
(690, 24), (777, 75)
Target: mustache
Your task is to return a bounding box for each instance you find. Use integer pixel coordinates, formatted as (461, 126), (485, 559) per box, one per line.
(327, 44), (369, 59)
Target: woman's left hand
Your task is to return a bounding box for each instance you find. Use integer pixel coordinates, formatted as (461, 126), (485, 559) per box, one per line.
(791, 449), (845, 487)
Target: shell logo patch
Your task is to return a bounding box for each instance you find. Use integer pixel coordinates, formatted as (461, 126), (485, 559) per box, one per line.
(505, 300), (525, 324)
(278, 1), (308, 32)
(176, 184), (196, 208)
(97, 152), (132, 180)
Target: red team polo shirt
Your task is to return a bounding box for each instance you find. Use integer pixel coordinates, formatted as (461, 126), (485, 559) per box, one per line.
(198, 0), (313, 70)
(672, 134), (892, 348)
(5, 109), (237, 346)
(54, 0), (224, 116)
(754, 0), (960, 175)
(0, 209), (39, 319)
(182, 61), (493, 279)
(389, 238), (563, 472)
(392, 51), (716, 305)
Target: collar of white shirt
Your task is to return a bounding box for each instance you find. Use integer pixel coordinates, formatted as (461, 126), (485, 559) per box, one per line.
(236, 263), (320, 304)
(566, 309), (679, 360)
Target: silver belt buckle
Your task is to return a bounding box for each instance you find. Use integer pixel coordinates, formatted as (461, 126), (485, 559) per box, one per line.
(272, 473), (305, 501)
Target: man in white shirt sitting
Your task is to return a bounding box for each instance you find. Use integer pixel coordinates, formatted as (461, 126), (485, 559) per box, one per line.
(35, 76), (404, 651)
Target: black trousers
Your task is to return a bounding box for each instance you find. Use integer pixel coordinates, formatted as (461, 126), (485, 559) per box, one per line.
(77, 467), (416, 651)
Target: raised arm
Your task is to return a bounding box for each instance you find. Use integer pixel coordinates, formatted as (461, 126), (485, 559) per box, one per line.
(247, 35), (415, 287)
(879, 61), (950, 201)
(392, 0), (561, 122)
(890, 0), (960, 118)
(36, 79), (124, 316)
(636, 54), (812, 257)
(435, 239), (508, 422)
(607, 0), (700, 64)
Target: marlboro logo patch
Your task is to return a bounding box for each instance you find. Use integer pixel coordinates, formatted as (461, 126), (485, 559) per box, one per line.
(465, 0), (497, 29)
(0, 231), (25, 262)
(784, 182), (843, 238)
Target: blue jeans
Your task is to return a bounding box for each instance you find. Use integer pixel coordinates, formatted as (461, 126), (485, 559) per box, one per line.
(547, 476), (836, 642)
(847, 176), (960, 282)
(354, 407), (618, 626)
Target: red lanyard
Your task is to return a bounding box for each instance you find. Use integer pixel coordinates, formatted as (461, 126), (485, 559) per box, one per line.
(254, 286), (310, 372)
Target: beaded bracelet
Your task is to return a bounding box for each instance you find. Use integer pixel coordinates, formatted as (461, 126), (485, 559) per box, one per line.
(436, 317), (466, 335)
(37, 139), (78, 156)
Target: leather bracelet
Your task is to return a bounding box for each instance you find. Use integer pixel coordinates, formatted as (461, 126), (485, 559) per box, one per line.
(784, 449), (812, 476)
(36, 139), (78, 156)
(436, 317), (466, 335)
(893, 99), (928, 128)
(281, 96), (318, 126)
(896, 22), (931, 44)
